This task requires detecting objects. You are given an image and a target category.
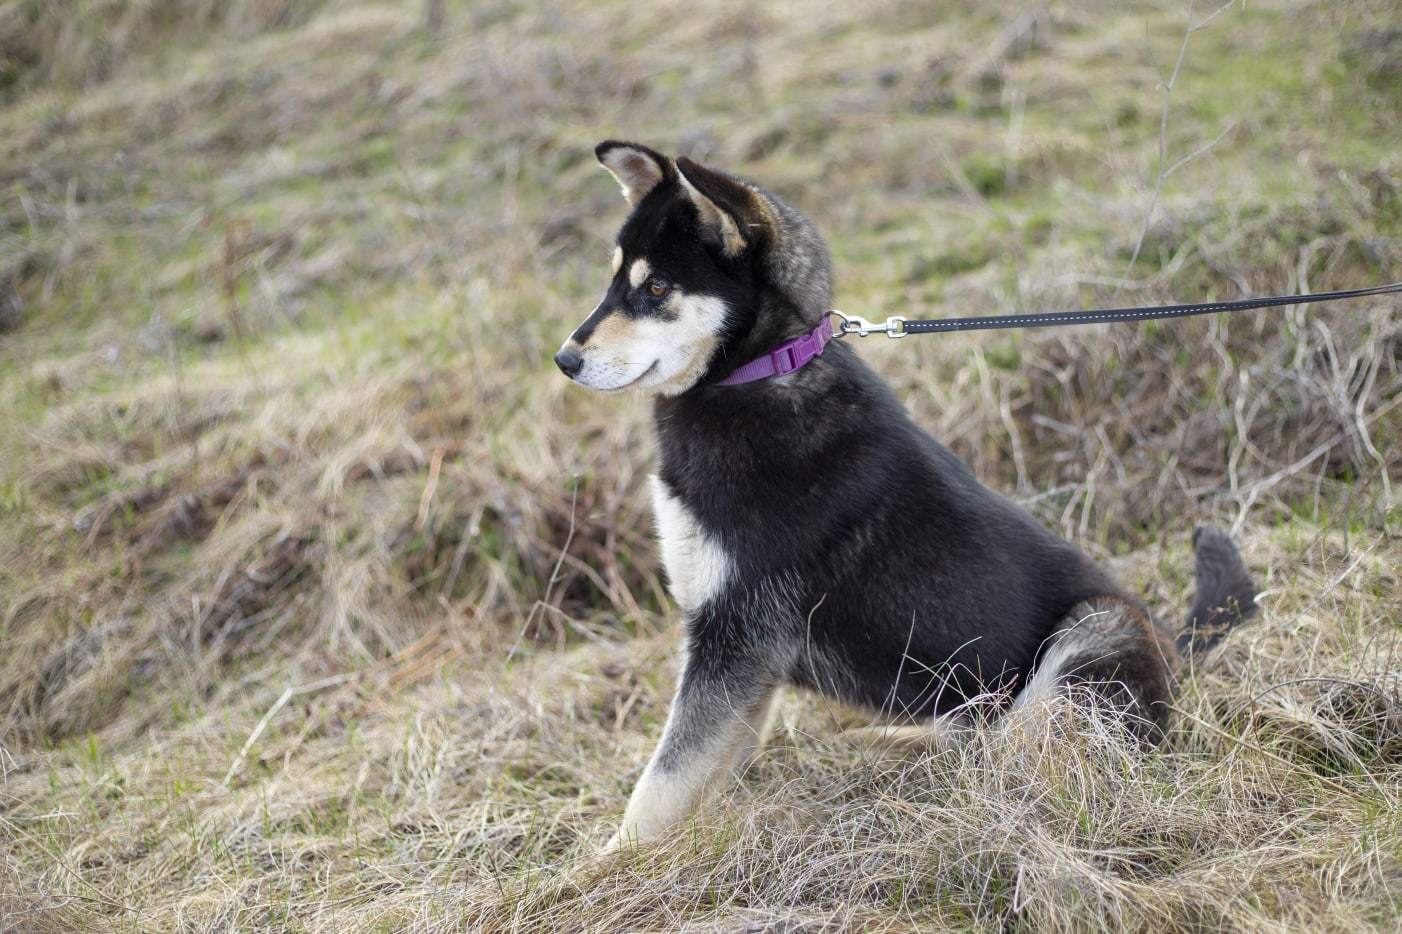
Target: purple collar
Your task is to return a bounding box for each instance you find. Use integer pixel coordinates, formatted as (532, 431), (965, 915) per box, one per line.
(717, 315), (834, 386)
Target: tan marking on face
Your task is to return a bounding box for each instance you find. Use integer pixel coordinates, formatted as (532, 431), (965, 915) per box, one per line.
(649, 292), (726, 393)
(628, 258), (651, 289)
(567, 289), (728, 395)
(589, 312), (632, 348)
(611, 246), (623, 274)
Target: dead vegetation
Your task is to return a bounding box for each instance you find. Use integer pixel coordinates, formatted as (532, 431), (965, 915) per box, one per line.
(0, 0), (1399, 930)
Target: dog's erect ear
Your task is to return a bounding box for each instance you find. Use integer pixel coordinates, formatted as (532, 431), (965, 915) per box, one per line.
(674, 157), (771, 258)
(596, 140), (670, 206)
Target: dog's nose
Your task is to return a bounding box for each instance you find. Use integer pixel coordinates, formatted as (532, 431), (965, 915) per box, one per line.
(554, 347), (583, 378)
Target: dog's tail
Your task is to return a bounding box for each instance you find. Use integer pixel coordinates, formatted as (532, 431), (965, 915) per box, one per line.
(1177, 526), (1258, 655)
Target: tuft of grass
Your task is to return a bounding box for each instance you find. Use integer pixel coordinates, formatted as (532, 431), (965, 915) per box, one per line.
(1, 0), (1399, 930)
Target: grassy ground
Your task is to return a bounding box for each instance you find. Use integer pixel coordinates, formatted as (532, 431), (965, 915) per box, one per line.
(1, 0), (1399, 930)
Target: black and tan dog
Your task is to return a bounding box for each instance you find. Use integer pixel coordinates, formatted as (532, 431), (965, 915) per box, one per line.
(556, 141), (1257, 851)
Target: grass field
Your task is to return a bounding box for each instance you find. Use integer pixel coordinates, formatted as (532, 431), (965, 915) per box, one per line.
(1, 0), (1400, 930)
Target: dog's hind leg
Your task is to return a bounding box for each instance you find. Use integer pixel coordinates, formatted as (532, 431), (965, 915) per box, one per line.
(841, 712), (970, 751)
(1008, 597), (1178, 744)
(603, 652), (778, 852)
(732, 687), (782, 776)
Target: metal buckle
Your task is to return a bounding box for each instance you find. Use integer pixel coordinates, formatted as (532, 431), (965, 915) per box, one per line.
(833, 310), (908, 339)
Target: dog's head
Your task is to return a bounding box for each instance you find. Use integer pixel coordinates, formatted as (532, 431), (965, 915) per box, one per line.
(555, 141), (831, 395)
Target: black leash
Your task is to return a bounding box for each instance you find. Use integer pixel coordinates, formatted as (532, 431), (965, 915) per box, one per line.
(832, 281), (1402, 339)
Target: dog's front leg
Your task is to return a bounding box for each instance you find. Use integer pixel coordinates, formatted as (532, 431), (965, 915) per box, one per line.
(604, 651), (776, 852)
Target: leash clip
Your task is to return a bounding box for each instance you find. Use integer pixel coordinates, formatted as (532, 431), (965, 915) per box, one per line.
(833, 311), (907, 339)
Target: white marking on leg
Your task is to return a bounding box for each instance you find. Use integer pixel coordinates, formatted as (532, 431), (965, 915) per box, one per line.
(1010, 608), (1117, 712)
(1010, 639), (1082, 712)
(604, 680), (777, 852)
(605, 750), (722, 851)
(650, 474), (733, 612)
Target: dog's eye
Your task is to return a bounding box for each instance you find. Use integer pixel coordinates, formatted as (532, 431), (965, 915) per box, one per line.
(646, 277), (670, 299)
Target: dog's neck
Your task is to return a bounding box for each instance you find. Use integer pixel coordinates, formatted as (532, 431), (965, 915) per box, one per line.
(709, 289), (828, 384)
(651, 339), (881, 493)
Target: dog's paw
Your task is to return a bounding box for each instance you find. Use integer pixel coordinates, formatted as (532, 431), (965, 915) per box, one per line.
(560, 845), (625, 891)
(598, 824), (650, 856)
(598, 830), (626, 856)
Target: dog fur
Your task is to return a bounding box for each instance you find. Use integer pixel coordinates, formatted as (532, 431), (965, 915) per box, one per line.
(555, 140), (1259, 852)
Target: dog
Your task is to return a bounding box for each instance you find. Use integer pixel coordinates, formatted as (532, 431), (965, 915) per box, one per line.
(556, 141), (1258, 851)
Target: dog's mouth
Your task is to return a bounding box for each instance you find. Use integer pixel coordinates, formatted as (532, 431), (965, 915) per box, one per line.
(596, 359), (659, 393)
(621, 359), (660, 390)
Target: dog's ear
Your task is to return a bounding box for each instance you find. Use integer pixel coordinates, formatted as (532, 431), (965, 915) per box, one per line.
(596, 140), (671, 206)
(674, 157), (772, 258)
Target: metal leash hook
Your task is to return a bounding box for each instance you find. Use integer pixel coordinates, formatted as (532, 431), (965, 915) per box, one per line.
(832, 310), (908, 338)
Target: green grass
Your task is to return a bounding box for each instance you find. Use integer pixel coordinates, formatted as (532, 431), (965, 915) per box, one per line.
(1, 0), (1400, 930)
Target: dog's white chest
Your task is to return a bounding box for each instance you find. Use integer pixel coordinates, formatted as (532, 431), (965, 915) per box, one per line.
(650, 474), (732, 613)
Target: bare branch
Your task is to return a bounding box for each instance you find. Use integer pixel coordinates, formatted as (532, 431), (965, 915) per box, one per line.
(1121, 0), (1240, 286)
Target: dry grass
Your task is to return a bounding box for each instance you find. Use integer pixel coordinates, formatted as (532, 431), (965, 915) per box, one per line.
(1, 0), (1399, 930)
